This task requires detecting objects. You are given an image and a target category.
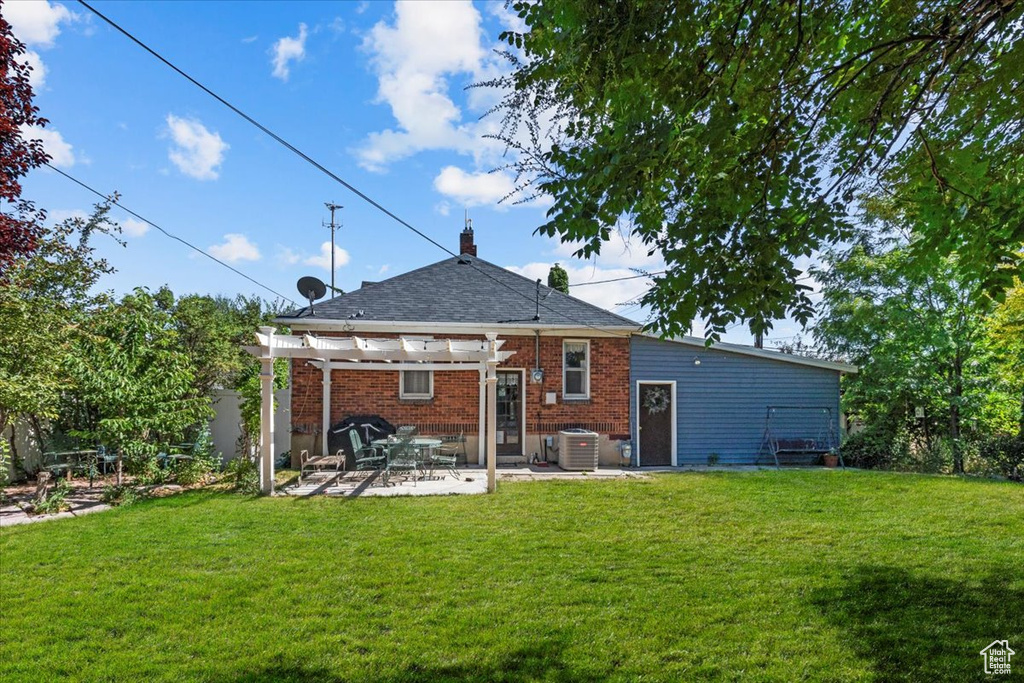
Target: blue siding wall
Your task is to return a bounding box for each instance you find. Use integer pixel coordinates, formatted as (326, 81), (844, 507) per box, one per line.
(630, 336), (841, 465)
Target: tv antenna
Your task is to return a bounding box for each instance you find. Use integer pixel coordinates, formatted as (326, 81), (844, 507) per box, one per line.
(324, 202), (343, 293)
(296, 275), (327, 316)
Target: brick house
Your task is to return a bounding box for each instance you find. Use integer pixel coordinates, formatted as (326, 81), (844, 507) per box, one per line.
(278, 226), (640, 466)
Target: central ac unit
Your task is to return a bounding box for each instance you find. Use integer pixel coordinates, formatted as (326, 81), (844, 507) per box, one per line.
(558, 428), (599, 471)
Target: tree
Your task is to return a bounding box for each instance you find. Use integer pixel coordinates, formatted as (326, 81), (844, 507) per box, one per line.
(62, 288), (211, 484)
(812, 231), (999, 473)
(0, 12), (49, 273)
(0, 202), (118, 479)
(488, 1), (1024, 340)
(170, 292), (267, 397)
(982, 281), (1024, 435)
(547, 262), (569, 294)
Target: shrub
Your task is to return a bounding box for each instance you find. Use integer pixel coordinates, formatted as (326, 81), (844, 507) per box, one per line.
(976, 434), (1024, 482)
(132, 457), (169, 486)
(225, 457), (260, 495)
(34, 478), (72, 515)
(840, 425), (910, 470)
(102, 484), (143, 507)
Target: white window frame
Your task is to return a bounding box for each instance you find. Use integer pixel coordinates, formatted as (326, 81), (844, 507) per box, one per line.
(562, 339), (591, 399)
(400, 369), (433, 399)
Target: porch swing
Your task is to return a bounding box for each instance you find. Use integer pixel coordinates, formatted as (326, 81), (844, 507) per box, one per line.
(758, 406), (842, 468)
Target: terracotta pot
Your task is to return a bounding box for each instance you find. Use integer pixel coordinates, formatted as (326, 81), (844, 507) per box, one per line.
(823, 454), (839, 468)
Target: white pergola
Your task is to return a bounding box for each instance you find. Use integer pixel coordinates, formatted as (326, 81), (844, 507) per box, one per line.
(245, 326), (515, 495)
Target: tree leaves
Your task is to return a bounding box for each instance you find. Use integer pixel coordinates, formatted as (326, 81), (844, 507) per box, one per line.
(486, 0), (1024, 340)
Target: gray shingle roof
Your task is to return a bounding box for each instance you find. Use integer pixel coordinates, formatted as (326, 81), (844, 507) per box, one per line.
(280, 255), (640, 328)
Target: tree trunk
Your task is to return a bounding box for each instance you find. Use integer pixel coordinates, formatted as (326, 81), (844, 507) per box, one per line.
(8, 422), (22, 481)
(116, 452), (123, 487)
(950, 352), (964, 474)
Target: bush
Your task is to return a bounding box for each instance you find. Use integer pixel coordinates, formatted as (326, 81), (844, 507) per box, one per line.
(976, 434), (1024, 482)
(225, 457), (260, 495)
(132, 456), (169, 486)
(34, 478), (72, 515)
(102, 484), (143, 507)
(840, 425), (911, 470)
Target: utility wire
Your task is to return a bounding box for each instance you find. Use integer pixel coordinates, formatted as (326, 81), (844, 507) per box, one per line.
(45, 163), (299, 306)
(78, 0), (633, 338)
(569, 270), (665, 287)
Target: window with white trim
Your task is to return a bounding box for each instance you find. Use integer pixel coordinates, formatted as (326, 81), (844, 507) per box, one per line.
(562, 340), (590, 399)
(400, 370), (433, 399)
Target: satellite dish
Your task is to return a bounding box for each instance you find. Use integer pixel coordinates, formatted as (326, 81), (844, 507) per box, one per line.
(296, 276), (327, 316)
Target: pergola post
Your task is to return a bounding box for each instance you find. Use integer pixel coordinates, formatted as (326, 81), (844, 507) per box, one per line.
(321, 362), (330, 457)
(485, 332), (498, 493)
(259, 326), (276, 495)
(477, 367), (486, 466)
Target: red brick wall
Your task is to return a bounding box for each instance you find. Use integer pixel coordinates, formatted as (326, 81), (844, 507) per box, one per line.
(289, 331), (630, 440)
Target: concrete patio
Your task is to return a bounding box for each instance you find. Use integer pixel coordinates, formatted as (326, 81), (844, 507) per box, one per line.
(282, 464), (641, 497)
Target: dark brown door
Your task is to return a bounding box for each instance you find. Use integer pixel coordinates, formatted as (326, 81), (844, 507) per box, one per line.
(639, 383), (673, 466)
(496, 371), (522, 455)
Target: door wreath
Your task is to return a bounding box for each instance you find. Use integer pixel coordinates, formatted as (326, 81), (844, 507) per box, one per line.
(643, 386), (670, 414)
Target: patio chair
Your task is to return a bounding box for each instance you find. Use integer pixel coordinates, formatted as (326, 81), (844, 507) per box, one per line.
(396, 425), (418, 438)
(349, 430), (386, 475)
(382, 435), (419, 487)
(429, 443), (461, 480)
(299, 449), (345, 484)
(97, 446), (118, 475)
(439, 431), (467, 461)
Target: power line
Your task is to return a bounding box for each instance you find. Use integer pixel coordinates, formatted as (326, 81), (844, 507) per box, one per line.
(569, 270), (665, 287)
(44, 163), (299, 306)
(78, 0), (633, 338)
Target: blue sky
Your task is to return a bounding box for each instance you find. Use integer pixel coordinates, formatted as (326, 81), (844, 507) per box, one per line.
(11, 0), (809, 344)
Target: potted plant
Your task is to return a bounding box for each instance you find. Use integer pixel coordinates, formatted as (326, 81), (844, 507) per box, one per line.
(823, 448), (840, 468)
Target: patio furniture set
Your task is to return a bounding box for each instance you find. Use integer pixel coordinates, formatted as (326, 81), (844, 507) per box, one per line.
(42, 443), (197, 487)
(299, 427), (462, 487)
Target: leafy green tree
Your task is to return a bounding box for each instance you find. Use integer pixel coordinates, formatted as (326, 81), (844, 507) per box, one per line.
(547, 263), (569, 294)
(489, 0), (1024, 339)
(63, 288), (211, 483)
(170, 292), (267, 397)
(812, 232), (1001, 473)
(0, 202), (118, 479)
(982, 281), (1024, 435)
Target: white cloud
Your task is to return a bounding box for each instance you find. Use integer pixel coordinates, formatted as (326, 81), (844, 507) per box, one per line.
(5, 0), (73, 48)
(120, 218), (149, 238)
(209, 234), (260, 262)
(47, 208), (87, 225)
(19, 50), (47, 88)
(277, 246), (301, 266)
(165, 115), (228, 180)
(242, 35), (259, 44)
(303, 241), (350, 272)
(433, 166), (517, 207)
(20, 124), (75, 168)
(356, 1), (505, 171)
(271, 23), (308, 81)
(506, 261), (653, 318)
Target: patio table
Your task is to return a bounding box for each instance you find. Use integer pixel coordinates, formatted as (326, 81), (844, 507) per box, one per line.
(372, 438), (442, 480)
(43, 450), (99, 486)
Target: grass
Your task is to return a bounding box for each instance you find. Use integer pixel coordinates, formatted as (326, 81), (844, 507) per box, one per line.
(1, 470), (1022, 682)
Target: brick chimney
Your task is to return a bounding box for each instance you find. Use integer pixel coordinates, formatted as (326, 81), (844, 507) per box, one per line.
(460, 220), (477, 257)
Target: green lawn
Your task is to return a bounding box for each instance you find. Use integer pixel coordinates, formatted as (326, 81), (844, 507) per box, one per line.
(2, 471), (1022, 682)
